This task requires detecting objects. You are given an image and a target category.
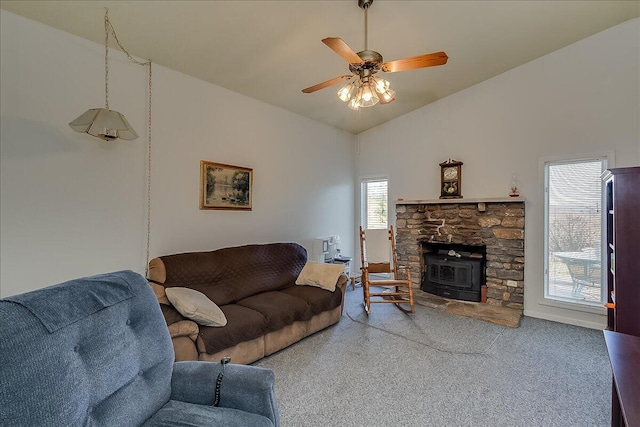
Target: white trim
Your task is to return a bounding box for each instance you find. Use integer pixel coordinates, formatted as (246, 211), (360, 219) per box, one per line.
(524, 309), (607, 330)
(359, 175), (389, 230)
(538, 150), (615, 167)
(537, 297), (607, 315)
(540, 151), (615, 309)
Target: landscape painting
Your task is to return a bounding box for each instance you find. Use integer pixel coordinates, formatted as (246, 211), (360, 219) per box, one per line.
(200, 161), (253, 210)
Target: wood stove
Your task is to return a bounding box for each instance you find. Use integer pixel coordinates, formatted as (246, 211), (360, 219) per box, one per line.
(421, 242), (486, 302)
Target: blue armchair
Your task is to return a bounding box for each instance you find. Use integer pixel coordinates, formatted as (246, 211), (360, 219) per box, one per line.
(0, 270), (280, 426)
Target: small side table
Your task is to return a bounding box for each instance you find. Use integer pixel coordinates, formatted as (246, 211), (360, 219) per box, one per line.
(349, 275), (361, 290)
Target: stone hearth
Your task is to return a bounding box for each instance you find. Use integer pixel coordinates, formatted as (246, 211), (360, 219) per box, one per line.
(395, 198), (525, 311)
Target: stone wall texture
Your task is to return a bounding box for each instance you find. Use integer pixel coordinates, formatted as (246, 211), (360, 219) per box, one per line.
(395, 202), (525, 310)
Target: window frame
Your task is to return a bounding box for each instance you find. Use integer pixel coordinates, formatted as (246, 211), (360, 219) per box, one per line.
(360, 176), (389, 230)
(542, 155), (610, 308)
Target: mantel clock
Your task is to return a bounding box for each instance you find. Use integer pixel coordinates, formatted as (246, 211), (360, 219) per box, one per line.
(439, 159), (463, 199)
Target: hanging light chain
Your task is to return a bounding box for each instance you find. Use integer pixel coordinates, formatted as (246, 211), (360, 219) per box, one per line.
(104, 8), (151, 108)
(145, 61), (152, 277)
(105, 12), (150, 67)
(102, 8), (154, 275)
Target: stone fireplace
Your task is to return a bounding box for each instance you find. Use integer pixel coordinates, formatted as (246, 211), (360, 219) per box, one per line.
(395, 198), (525, 310)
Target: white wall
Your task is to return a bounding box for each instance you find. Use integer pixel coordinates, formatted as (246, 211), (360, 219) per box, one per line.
(356, 18), (640, 329)
(0, 11), (356, 297)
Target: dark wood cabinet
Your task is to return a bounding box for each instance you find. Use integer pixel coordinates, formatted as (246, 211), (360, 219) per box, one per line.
(603, 330), (640, 427)
(602, 166), (640, 336)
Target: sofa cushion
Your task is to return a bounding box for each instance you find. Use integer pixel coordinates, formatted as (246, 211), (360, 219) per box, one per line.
(199, 304), (268, 355)
(279, 285), (343, 315)
(156, 243), (307, 306)
(165, 287), (227, 327)
(236, 291), (313, 333)
(143, 399), (274, 427)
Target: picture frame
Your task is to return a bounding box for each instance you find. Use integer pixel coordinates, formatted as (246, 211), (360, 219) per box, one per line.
(200, 161), (253, 210)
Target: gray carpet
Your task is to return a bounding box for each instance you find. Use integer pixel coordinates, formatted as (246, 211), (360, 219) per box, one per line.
(254, 287), (612, 426)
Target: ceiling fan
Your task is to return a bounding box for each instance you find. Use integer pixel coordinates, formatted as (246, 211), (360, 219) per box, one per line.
(302, 0), (448, 110)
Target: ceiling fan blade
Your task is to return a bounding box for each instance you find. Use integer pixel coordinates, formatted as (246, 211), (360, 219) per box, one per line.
(382, 52), (448, 73)
(302, 75), (352, 94)
(322, 37), (364, 64)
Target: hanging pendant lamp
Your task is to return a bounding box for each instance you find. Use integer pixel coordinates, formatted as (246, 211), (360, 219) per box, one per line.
(69, 8), (138, 141)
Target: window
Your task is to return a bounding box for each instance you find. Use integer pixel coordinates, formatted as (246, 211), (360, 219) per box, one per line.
(361, 178), (388, 229)
(544, 158), (606, 306)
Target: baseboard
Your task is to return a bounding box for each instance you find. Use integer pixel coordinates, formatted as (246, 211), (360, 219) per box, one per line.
(524, 309), (607, 330)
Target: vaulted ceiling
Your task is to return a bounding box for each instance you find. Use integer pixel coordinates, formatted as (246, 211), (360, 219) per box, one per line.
(2, 1), (638, 134)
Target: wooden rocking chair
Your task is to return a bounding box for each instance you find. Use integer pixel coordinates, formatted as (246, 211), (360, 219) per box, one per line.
(359, 225), (415, 314)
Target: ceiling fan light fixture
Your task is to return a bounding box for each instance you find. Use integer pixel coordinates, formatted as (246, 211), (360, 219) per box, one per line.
(373, 77), (389, 93)
(337, 81), (357, 102)
(379, 88), (396, 103)
(372, 76), (395, 102)
(348, 97), (361, 110)
(358, 81), (380, 107)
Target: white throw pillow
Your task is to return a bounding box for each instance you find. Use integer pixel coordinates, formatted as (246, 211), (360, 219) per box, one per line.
(165, 287), (227, 327)
(295, 261), (344, 292)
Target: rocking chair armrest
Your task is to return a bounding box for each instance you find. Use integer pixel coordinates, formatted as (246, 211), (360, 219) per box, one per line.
(396, 264), (412, 280)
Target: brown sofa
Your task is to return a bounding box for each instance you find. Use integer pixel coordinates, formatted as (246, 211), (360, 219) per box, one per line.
(148, 243), (348, 364)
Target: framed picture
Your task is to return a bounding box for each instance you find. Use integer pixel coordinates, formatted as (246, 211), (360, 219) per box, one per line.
(200, 161), (253, 210)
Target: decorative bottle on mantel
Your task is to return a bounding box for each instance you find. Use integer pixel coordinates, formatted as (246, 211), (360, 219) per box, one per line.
(510, 173), (520, 197)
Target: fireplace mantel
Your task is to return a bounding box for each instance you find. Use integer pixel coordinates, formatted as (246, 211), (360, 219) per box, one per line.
(396, 196), (524, 205)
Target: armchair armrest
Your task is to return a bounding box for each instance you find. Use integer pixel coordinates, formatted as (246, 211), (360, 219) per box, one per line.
(171, 361), (279, 426)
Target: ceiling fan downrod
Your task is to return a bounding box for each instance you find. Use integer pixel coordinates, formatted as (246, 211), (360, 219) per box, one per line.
(358, 0), (373, 51)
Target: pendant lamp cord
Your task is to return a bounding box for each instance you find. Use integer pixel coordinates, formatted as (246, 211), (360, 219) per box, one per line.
(103, 8), (154, 276)
(145, 62), (152, 278)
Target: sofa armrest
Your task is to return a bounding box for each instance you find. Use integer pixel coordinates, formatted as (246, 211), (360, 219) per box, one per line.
(161, 306), (199, 361)
(171, 361), (279, 426)
(336, 272), (348, 289)
(168, 320), (198, 341)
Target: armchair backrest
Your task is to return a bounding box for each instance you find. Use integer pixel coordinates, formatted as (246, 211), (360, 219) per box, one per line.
(0, 270), (174, 427)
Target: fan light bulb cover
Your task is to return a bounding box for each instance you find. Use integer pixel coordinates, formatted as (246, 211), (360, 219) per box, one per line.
(374, 78), (389, 93)
(358, 83), (379, 107)
(69, 108), (139, 141)
(380, 88), (396, 103)
(337, 82), (357, 102)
